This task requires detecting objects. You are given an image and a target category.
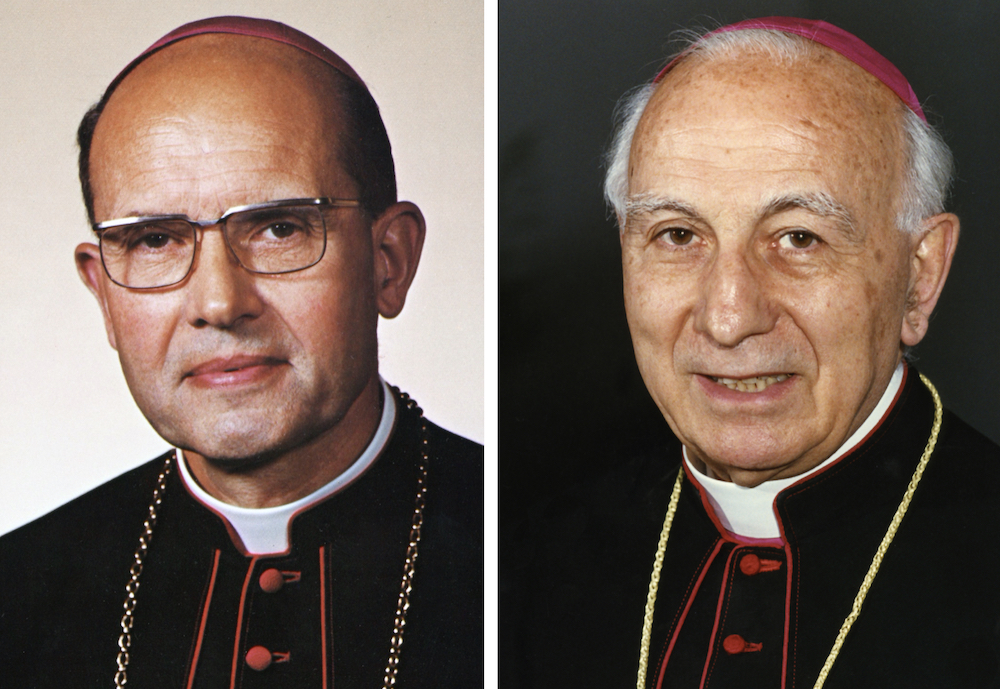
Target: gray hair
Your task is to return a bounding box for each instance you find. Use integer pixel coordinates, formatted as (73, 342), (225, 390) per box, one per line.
(603, 29), (953, 234)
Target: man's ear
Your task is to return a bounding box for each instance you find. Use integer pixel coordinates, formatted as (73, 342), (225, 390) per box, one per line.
(370, 201), (426, 319)
(901, 212), (960, 347)
(75, 242), (119, 350)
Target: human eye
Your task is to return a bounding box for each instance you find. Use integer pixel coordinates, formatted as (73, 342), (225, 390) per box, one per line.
(261, 219), (307, 240)
(133, 229), (173, 249)
(106, 222), (190, 254)
(655, 226), (698, 247)
(777, 229), (820, 250)
(241, 212), (317, 245)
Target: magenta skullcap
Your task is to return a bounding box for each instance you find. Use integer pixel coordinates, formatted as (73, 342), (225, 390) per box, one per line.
(103, 16), (365, 98)
(654, 17), (926, 122)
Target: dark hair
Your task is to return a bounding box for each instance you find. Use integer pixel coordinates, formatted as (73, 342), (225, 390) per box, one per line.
(77, 63), (397, 225)
(330, 73), (398, 220)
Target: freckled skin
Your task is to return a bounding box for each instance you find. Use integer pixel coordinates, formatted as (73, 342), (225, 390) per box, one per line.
(621, 48), (957, 486)
(75, 36), (425, 507)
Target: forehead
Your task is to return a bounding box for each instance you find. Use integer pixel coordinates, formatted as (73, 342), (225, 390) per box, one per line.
(89, 35), (348, 218)
(629, 47), (905, 217)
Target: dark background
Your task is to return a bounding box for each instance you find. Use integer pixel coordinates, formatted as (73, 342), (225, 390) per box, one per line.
(500, 0), (1000, 524)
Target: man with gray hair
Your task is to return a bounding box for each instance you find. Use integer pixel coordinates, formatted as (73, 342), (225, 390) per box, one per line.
(511, 16), (1000, 689)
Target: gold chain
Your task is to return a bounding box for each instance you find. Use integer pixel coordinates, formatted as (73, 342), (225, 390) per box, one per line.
(115, 454), (173, 687)
(114, 389), (429, 688)
(636, 468), (685, 689)
(637, 373), (943, 689)
(383, 389), (429, 688)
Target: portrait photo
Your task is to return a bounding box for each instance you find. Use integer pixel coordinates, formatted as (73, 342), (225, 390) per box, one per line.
(0, 2), (484, 686)
(0, 0), (484, 534)
(502, 2), (1000, 687)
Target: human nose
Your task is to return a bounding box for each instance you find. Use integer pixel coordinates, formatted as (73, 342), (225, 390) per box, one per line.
(184, 227), (264, 328)
(693, 246), (777, 348)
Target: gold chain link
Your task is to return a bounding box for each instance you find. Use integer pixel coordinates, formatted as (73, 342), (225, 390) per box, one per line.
(113, 389), (429, 689)
(636, 373), (942, 689)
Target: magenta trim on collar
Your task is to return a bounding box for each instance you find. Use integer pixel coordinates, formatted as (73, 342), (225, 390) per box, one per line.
(104, 15), (364, 98)
(653, 16), (926, 122)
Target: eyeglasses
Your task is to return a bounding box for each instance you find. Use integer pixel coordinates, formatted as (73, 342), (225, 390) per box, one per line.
(94, 197), (361, 289)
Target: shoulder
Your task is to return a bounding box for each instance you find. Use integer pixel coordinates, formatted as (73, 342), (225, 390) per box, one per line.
(503, 435), (682, 687)
(924, 407), (1000, 504)
(901, 370), (1000, 471)
(939, 407), (1000, 462)
(385, 401), (484, 675)
(387, 383), (482, 464)
(508, 432), (683, 586)
(425, 418), (483, 486)
(0, 452), (175, 680)
(422, 418), (484, 542)
(0, 452), (171, 559)
(426, 418), (483, 461)
(883, 371), (1000, 505)
(386, 385), (483, 527)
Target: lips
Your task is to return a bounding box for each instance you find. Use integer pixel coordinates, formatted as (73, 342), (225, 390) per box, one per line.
(708, 373), (791, 393)
(183, 354), (287, 386)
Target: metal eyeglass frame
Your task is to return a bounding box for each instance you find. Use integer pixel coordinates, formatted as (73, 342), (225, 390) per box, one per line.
(93, 197), (361, 289)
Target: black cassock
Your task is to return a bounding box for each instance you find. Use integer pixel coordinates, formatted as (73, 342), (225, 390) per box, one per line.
(1, 387), (483, 689)
(509, 366), (1000, 689)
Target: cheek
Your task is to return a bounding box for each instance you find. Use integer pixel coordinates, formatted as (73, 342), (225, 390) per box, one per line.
(272, 283), (346, 346)
(622, 258), (660, 337)
(103, 296), (183, 413)
(622, 257), (691, 369)
(788, 274), (899, 371)
(624, 249), (686, 320)
(106, 294), (179, 366)
(865, 274), (908, 344)
(270, 262), (377, 360)
(859, 241), (913, 335)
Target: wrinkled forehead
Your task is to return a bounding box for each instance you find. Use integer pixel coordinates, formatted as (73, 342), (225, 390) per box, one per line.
(89, 35), (349, 214)
(631, 46), (907, 207)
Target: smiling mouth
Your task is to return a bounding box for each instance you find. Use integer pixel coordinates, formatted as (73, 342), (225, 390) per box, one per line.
(708, 374), (791, 393)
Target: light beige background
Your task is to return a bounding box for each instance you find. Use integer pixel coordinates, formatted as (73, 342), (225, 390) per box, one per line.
(0, 0), (484, 534)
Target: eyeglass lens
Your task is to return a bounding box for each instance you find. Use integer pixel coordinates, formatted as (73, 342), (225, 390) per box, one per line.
(100, 204), (327, 289)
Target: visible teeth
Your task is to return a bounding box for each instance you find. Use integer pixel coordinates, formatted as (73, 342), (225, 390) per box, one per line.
(713, 374), (790, 392)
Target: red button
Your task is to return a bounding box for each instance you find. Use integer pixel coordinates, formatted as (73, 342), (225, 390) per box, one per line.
(723, 634), (746, 654)
(259, 568), (284, 593)
(722, 634), (762, 654)
(246, 645), (273, 671)
(740, 553), (760, 576)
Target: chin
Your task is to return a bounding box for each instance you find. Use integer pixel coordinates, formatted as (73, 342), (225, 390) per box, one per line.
(198, 450), (280, 471)
(162, 418), (302, 466)
(687, 430), (816, 478)
(181, 435), (282, 466)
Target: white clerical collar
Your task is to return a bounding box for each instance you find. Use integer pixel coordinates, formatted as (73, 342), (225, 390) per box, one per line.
(176, 378), (397, 555)
(683, 363), (905, 540)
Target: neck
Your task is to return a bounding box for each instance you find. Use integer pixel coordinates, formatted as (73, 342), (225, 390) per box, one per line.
(184, 375), (383, 508)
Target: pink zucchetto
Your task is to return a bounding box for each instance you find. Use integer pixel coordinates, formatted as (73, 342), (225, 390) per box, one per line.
(103, 15), (365, 97)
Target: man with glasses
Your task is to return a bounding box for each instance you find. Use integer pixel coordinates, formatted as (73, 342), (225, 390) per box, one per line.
(0, 16), (482, 688)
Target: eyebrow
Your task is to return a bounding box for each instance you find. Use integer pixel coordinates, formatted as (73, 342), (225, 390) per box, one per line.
(761, 192), (859, 238)
(623, 191), (860, 239)
(624, 194), (698, 220)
